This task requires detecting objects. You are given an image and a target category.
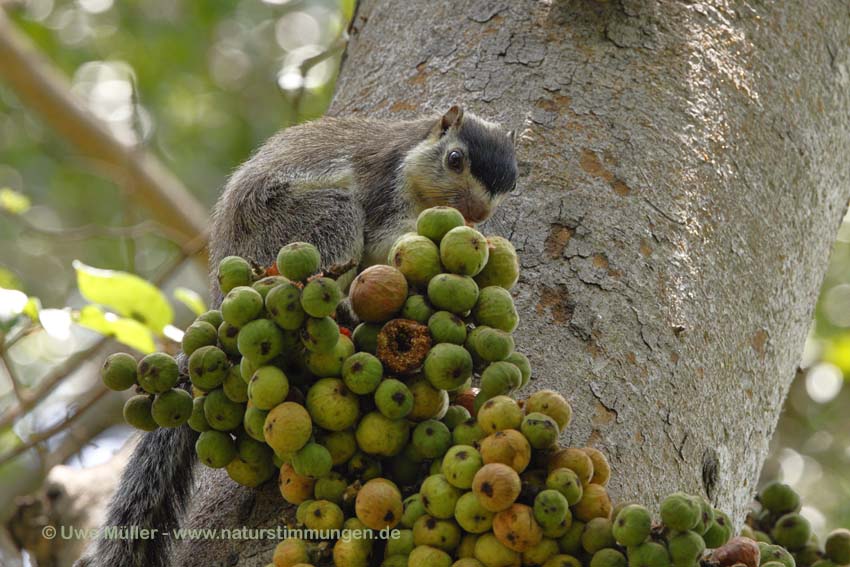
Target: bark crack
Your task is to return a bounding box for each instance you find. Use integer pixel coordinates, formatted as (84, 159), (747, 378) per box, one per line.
(589, 381), (620, 424)
(642, 196), (685, 226)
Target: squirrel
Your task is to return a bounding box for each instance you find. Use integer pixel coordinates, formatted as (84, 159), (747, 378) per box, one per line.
(75, 105), (518, 567)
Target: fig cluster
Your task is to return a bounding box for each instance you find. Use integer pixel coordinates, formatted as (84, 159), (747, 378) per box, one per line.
(100, 207), (528, 554)
(380, 391), (748, 567)
(102, 351), (191, 432)
(101, 206), (847, 567)
(103, 238), (345, 487)
(264, 207), (532, 567)
(384, 389), (619, 567)
(736, 481), (850, 567)
(349, 205), (527, 413)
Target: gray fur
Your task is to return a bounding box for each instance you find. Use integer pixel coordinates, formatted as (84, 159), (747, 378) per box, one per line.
(208, 115), (431, 303)
(77, 108), (516, 567)
(75, 356), (197, 567)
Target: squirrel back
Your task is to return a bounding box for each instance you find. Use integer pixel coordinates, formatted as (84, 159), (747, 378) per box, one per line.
(209, 117), (431, 293)
(209, 107), (516, 302)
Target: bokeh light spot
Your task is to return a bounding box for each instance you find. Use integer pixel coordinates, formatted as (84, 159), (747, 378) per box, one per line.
(275, 11), (321, 51)
(0, 289), (28, 320)
(277, 68), (304, 91)
(801, 506), (826, 536)
(77, 0), (113, 15)
(779, 448), (805, 485)
(805, 363), (843, 404)
(803, 430), (834, 454)
(39, 308), (72, 341)
(25, 0), (55, 22)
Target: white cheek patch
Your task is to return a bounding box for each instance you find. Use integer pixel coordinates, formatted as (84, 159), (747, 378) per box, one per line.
(467, 179), (491, 202)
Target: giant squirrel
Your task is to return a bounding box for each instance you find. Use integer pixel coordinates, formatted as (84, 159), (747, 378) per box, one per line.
(76, 105), (518, 567)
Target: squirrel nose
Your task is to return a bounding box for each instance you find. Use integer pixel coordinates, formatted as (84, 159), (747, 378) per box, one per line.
(462, 209), (488, 226)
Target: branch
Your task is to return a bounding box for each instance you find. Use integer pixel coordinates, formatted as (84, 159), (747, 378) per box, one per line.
(47, 417), (110, 470)
(0, 11), (209, 263)
(2, 324), (42, 351)
(293, 33), (348, 117)
(0, 340), (107, 431)
(0, 386), (110, 468)
(0, 232), (207, 432)
(325, 257), (358, 279)
(300, 34), (348, 77)
(153, 231), (210, 281)
(2, 210), (191, 248)
(0, 350), (24, 405)
(46, 385), (124, 469)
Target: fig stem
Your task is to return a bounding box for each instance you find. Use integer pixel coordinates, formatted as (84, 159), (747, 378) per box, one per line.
(326, 258), (358, 279)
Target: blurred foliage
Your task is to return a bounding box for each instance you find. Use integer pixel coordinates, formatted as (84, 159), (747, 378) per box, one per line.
(1, 0), (352, 308)
(0, 0), (847, 540)
(761, 217), (850, 533)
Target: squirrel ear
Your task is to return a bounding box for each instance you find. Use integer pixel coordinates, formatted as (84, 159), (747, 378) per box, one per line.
(438, 105), (464, 136)
(507, 129), (517, 146)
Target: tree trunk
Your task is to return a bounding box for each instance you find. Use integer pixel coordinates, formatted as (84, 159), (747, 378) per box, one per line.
(175, 1), (850, 564)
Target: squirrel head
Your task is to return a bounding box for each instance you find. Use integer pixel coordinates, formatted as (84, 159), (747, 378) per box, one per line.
(402, 105), (518, 225)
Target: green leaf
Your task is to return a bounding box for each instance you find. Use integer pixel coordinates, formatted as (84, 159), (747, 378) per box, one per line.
(0, 188), (31, 215)
(340, 0), (357, 22)
(823, 334), (850, 377)
(76, 305), (157, 353)
(0, 267), (23, 291)
(173, 287), (206, 317)
(0, 427), (20, 453)
(23, 297), (40, 321)
(73, 260), (173, 333)
(0, 428), (28, 479)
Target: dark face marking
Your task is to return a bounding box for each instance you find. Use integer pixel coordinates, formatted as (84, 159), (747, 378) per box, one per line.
(457, 119), (518, 196)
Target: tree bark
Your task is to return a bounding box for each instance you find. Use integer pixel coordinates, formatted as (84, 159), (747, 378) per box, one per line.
(175, 1), (850, 564)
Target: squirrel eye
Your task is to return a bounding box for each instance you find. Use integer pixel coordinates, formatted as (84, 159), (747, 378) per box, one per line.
(447, 150), (464, 172)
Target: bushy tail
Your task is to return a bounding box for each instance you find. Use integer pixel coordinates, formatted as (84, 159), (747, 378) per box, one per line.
(74, 418), (198, 567)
